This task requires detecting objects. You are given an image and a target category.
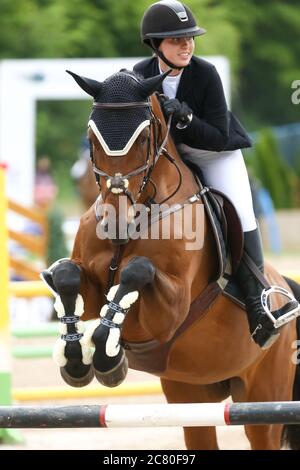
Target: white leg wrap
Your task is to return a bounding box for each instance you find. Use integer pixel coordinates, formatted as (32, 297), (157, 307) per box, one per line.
(52, 294), (90, 366)
(82, 319), (101, 348)
(119, 291), (139, 309)
(100, 305), (108, 318)
(53, 338), (68, 367)
(58, 323), (68, 335)
(53, 294), (84, 318)
(54, 296), (65, 318)
(106, 284), (120, 301)
(106, 328), (121, 357)
(79, 337), (94, 365)
(82, 286), (140, 359)
(76, 321), (85, 334)
(104, 285), (139, 358)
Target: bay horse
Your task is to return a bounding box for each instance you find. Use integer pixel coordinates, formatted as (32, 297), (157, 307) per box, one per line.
(43, 69), (300, 450)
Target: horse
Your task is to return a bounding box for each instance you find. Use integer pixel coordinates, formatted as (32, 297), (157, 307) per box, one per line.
(43, 68), (300, 450)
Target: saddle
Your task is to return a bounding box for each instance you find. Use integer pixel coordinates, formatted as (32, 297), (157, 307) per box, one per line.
(186, 161), (245, 303)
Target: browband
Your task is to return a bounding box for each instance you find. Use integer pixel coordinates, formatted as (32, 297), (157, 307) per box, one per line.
(93, 102), (150, 109)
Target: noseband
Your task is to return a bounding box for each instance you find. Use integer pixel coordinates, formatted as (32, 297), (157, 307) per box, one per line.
(89, 99), (173, 206)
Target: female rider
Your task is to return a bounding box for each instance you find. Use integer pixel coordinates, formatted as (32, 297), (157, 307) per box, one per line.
(134, 0), (298, 349)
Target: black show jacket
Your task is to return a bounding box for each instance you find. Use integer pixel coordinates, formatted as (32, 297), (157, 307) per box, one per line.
(133, 56), (252, 152)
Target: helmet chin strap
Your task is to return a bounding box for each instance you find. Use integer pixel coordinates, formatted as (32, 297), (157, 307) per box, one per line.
(150, 39), (185, 71)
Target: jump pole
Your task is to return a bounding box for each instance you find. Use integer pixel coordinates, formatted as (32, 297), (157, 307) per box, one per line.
(0, 402), (300, 428)
(0, 165), (23, 443)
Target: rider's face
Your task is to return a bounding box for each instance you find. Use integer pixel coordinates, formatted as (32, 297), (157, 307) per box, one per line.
(158, 37), (195, 73)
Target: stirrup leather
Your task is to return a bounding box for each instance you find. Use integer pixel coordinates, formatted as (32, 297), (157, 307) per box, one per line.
(261, 286), (300, 328)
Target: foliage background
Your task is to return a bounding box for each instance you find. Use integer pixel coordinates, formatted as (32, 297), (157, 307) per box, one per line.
(0, 0), (299, 206)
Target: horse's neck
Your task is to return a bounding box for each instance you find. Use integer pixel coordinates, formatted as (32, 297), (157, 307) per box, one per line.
(147, 95), (200, 204)
(149, 138), (199, 204)
(148, 126), (217, 295)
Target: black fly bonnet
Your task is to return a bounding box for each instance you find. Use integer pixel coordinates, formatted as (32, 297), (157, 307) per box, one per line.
(89, 72), (152, 156)
(67, 69), (170, 156)
(66, 69), (172, 203)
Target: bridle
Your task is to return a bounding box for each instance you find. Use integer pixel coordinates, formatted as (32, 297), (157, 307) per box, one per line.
(89, 96), (198, 293)
(89, 98), (181, 206)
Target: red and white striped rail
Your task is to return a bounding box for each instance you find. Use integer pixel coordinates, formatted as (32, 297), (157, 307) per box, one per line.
(0, 402), (300, 428)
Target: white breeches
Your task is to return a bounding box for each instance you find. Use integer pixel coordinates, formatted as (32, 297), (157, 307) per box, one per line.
(178, 145), (257, 232)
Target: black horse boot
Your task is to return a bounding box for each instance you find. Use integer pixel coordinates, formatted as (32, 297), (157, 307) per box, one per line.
(236, 228), (299, 349)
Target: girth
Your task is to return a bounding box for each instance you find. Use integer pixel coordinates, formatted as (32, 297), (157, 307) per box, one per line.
(122, 282), (221, 374)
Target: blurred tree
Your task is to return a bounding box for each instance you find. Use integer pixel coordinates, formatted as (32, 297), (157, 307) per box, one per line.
(46, 207), (69, 265)
(0, 0), (115, 58)
(188, 0), (241, 75)
(36, 99), (91, 202)
(12, 0), (240, 181)
(1, 0), (299, 196)
(1, 0), (298, 125)
(246, 129), (299, 209)
(0, 0), (240, 63)
(224, 0), (300, 128)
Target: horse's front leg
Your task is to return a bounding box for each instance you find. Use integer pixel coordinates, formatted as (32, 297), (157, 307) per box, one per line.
(42, 260), (94, 387)
(85, 256), (155, 387)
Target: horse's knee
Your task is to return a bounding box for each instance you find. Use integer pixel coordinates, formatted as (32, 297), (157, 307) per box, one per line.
(120, 256), (155, 290)
(52, 260), (81, 295)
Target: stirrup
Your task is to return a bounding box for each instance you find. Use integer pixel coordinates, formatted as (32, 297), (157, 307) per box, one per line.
(261, 286), (300, 328)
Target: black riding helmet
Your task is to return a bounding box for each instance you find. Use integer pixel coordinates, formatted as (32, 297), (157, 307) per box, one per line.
(141, 0), (206, 69)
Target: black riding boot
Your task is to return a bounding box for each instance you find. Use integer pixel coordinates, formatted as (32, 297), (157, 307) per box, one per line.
(236, 228), (299, 349)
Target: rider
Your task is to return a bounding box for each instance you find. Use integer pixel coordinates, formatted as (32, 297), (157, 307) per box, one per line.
(134, 0), (299, 349)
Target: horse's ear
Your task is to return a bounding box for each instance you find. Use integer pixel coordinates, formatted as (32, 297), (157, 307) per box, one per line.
(66, 70), (102, 98)
(139, 69), (172, 98)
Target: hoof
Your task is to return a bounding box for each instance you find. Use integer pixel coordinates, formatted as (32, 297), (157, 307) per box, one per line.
(60, 364), (94, 388)
(94, 351), (128, 387)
